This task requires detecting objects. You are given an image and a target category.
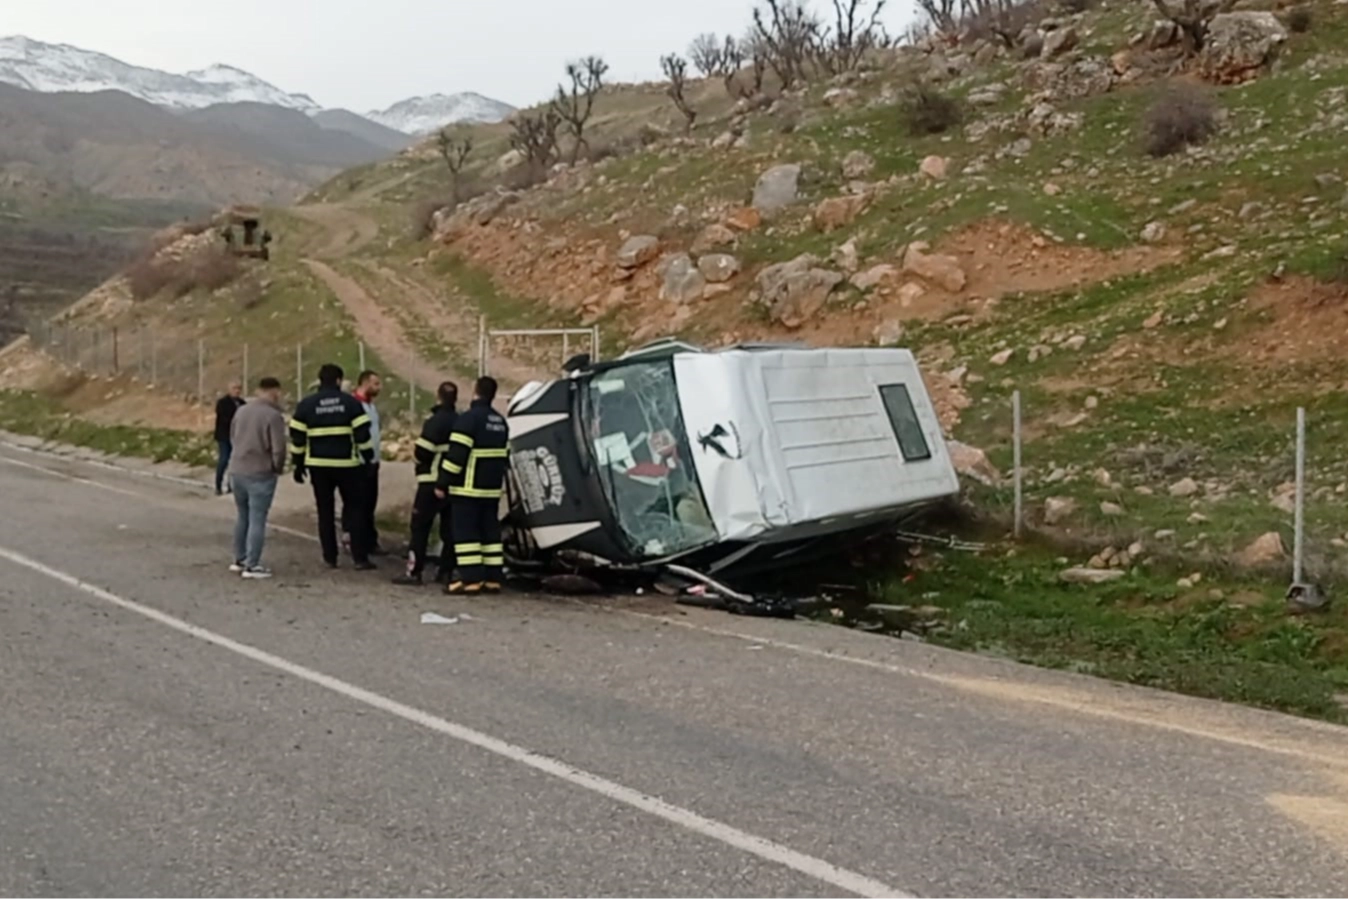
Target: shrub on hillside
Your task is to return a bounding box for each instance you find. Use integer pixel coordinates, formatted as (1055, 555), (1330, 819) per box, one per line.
(125, 249), (241, 301)
(125, 255), (175, 301)
(1287, 7), (1313, 33)
(1142, 82), (1218, 158)
(502, 164), (548, 192)
(899, 84), (963, 136)
(182, 252), (240, 294)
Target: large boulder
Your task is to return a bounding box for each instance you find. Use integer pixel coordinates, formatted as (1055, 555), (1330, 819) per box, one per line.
(659, 253), (707, 304)
(616, 235), (660, 269)
(491, 148), (525, 175)
(1022, 57), (1116, 101)
(724, 206), (763, 232)
(919, 155), (949, 179)
(851, 264), (896, 291)
(1200, 12), (1287, 83)
(1060, 567), (1126, 585)
(947, 441), (1001, 486)
(873, 319), (905, 347)
(755, 254), (844, 328)
(752, 163), (802, 215)
(812, 193), (869, 232)
(1234, 531), (1286, 568)
(842, 150), (876, 180)
(692, 224), (737, 254)
(1043, 496), (1078, 525)
(697, 253), (741, 283)
(902, 242), (967, 293)
(1041, 25), (1079, 59)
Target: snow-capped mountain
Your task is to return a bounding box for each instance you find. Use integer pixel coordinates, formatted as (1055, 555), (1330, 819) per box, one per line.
(367, 93), (516, 135)
(0, 36), (318, 111)
(0, 34), (514, 136)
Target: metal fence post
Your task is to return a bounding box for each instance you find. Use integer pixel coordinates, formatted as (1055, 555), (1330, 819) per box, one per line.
(410, 380), (417, 422)
(197, 339), (205, 408)
(478, 315), (487, 376)
(1294, 406), (1306, 584)
(562, 332), (569, 366)
(296, 343), (303, 399)
(358, 340), (366, 373)
(592, 325), (600, 362)
(1013, 389), (1023, 539)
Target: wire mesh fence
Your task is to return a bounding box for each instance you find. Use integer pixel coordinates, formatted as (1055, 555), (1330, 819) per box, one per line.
(988, 390), (1346, 591)
(25, 320), (431, 428)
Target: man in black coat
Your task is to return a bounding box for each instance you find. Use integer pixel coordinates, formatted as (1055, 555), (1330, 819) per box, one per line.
(213, 381), (245, 495)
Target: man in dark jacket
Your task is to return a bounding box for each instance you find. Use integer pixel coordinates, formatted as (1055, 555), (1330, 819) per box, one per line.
(393, 381), (459, 586)
(213, 381), (245, 495)
(435, 376), (509, 595)
(289, 363), (377, 570)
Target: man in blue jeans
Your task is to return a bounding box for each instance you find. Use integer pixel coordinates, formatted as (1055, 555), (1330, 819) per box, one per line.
(214, 381), (245, 495)
(227, 377), (288, 579)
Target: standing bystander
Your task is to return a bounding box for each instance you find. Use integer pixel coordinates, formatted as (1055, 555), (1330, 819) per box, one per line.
(213, 381), (245, 495)
(227, 377), (287, 579)
(345, 370), (385, 556)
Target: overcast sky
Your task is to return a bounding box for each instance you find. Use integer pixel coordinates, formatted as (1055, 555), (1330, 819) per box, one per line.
(8, 0), (917, 112)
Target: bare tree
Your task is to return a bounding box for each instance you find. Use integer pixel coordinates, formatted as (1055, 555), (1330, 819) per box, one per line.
(689, 33), (724, 76)
(915, 0), (959, 32)
(814, 0), (888, 74)
(738, 37), (770, 99)
(659, 54), (699, 133)
(509, 109), (562, 180)
(435, 127), (473, 204)
(751, 0), (822, 90)
(551, 55), (610, 165)
(1149, 0), (1236, 53)
(960, 0), (1041, 49)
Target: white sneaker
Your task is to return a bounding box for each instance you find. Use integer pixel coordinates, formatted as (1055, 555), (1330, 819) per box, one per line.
(242, 567), (273, 580)
(229, 562), (245, 573)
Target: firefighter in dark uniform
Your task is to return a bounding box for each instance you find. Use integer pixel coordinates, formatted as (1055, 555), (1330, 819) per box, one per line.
(289, 363), (377, 570)
(393, 381), (459, 587)
(435, 376), (509, 595)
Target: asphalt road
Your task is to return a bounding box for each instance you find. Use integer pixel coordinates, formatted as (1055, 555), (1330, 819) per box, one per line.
(3, 442), (1348, 897)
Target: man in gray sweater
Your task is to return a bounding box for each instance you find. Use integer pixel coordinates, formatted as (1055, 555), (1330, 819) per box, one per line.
(228, 377), (288, 579)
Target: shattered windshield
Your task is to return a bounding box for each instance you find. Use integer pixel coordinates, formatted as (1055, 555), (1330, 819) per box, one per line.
(584, 359), (718, 559)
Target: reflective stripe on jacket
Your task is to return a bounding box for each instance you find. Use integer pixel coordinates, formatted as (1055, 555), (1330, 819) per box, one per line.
(413, 404), (457, 484)
(289, 387), (374, 469)
(436, 399), (509, 498)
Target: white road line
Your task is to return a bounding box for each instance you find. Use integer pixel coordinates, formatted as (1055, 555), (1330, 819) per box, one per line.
(11, 442), (1348, 767)
(0, 453), (143, 497)
(0, 452), (316, 543)
(0, 437), (210, 491)
(0, 542), (907, 899)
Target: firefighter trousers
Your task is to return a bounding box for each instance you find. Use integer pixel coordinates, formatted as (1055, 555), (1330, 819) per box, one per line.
(310, 467), (369, 565)
(451, 497), (503, 586)
(407, 484), (453, 578)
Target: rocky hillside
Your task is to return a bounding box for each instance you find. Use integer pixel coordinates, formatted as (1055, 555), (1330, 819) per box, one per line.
(298, 0), (1348, 579)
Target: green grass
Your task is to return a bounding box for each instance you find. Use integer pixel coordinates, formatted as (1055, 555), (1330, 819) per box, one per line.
(431, 253), (574, 329)
(0, 390), (215, 467)
(864, 546), (1348, 722)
